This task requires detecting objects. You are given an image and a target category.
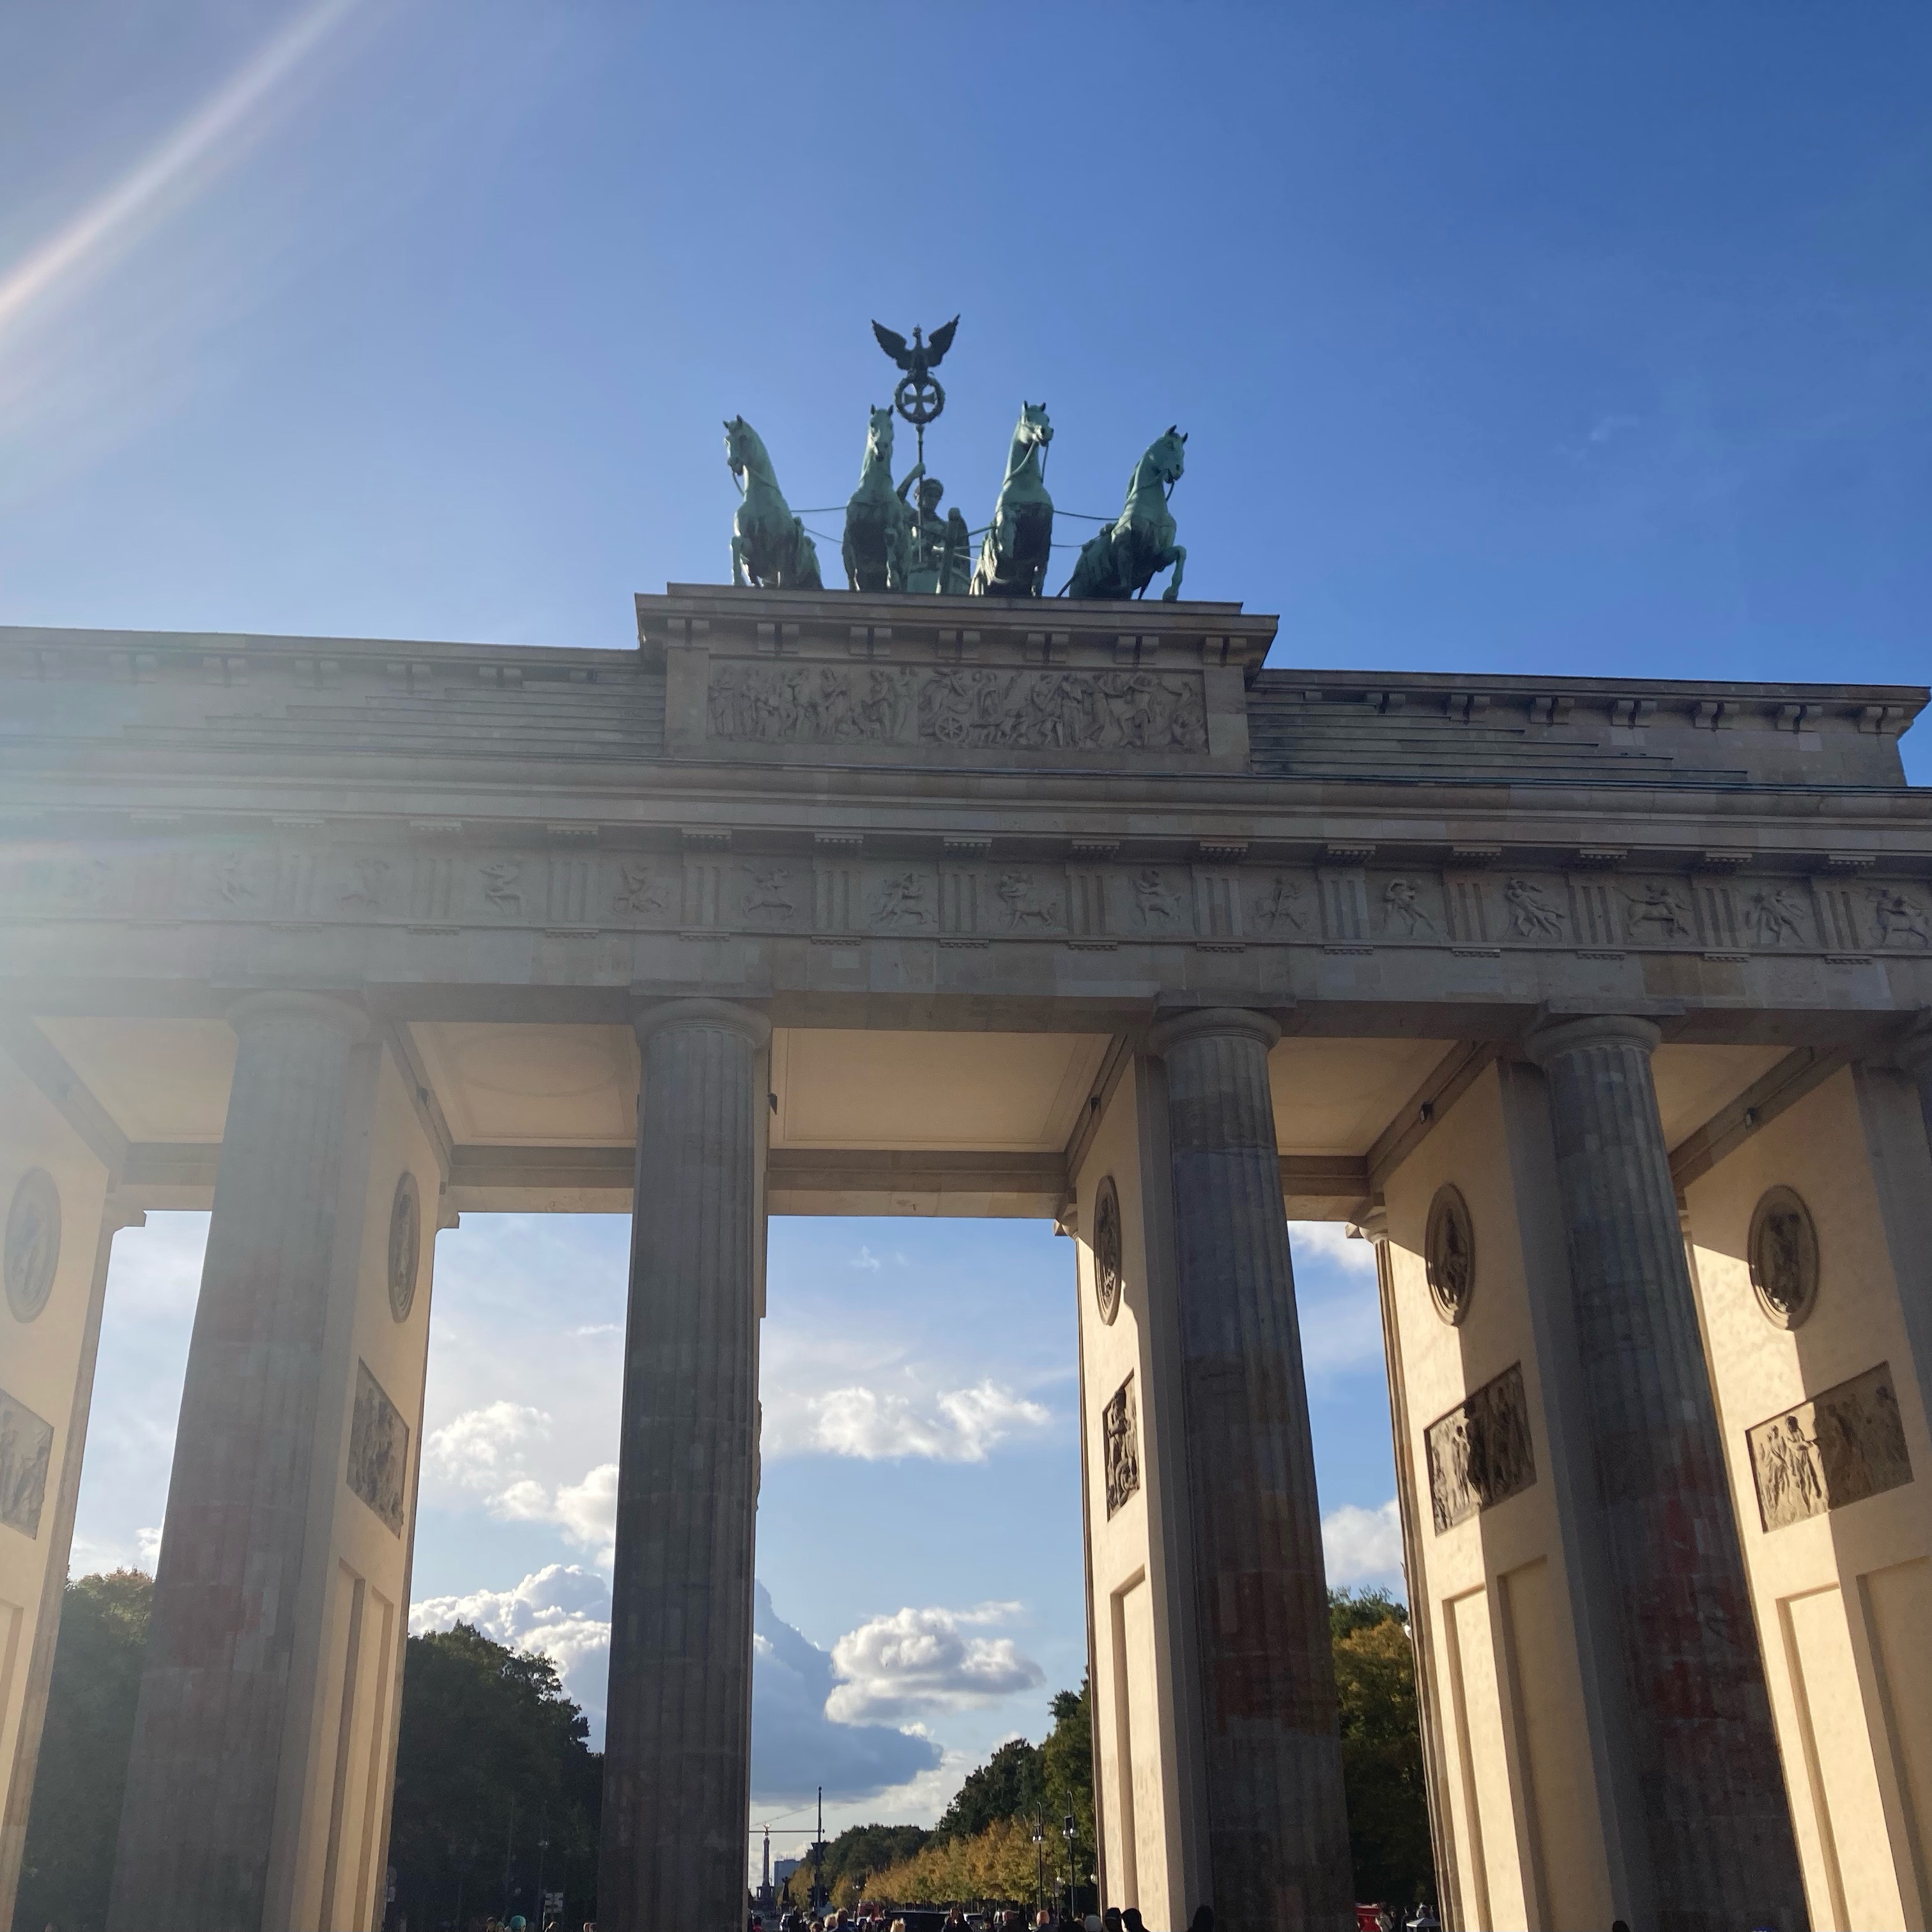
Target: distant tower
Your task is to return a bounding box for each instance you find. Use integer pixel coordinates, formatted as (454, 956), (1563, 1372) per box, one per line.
(762, 1825), (771, 1903)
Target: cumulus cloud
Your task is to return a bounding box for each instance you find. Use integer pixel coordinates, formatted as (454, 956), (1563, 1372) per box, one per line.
(751, 1584), (941, 1804)
(826, 1605), (1045, 1726)
(411, 1563), (614, 1732)
(1287, 1221), (1379, 1274)
(765, 1379), (1050, 1464)
(485, 1460), (620, 1566)
(1322, 1498), (1405, 1588)
(424, 1400), (549, 1494)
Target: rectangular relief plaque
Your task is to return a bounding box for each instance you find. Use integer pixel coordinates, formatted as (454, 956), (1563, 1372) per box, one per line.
(1103, 1372), (1141, 1517)
(707, 664), (1208, 754)
(0, 1386), (54, 1538)
(1426, 1362), (1536, 1533)
(347, 1360), (410, 1537)
(1747, 1361), (1912, 1531)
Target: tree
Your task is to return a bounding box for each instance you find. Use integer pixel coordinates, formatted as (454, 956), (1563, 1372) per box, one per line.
(388, 1621), (602, 1931)
(933, 1736), (1044, 1841)
(1330, 1588), (1434, 1908)
(13, 1570), (152, 1932)
(1039, 1676), (1096, 1901)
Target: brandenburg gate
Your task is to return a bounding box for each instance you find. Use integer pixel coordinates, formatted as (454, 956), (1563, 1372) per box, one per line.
(3, 585), (1931, 1931)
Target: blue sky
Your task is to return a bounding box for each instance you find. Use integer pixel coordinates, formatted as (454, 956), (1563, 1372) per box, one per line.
(15, 0), (1931, 1871)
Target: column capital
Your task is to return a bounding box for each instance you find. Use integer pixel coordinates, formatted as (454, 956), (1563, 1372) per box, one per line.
(1349, 1204), (1390, 1246)
(1523, 1011), (1661, 1068)
(226, 989), (369, 1043)
(632, 997), (770, 1049)
(1147, 1006), (1282, 1057)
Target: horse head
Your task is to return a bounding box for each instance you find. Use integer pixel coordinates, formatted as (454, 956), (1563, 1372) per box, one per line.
(1016, 400), (1054, 452)
(1146, 425), (1188, 488)
(864, 404), (895, 471)
(723, 415), (763, 484)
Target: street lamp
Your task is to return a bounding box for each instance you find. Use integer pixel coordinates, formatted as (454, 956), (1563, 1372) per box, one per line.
(1031, 1812), (1046, 1915)
(1061, 1813), (1077, 1916)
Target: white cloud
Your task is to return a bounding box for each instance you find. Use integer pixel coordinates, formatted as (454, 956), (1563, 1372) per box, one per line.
(424, 1400), (549, 1494)
(827, 1605), (1045, 1726)
(472, 1459), (620, 1567)
(411, 1563), (613, 1731)
(752, 1584), (941, 1804)
(136, 1525), (163, 1564)
(1287, 1220), (1378, 1275)
(1322, 1498), (1405, 1588)
(852, 1245), (884, 1272)
(765, 1379), (1050, 1464)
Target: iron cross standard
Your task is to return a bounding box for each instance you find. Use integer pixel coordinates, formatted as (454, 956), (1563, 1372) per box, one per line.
(871, 314), (958, 470)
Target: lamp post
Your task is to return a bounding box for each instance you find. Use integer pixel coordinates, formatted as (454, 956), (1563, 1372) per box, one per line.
(533, 1824), (549, 1931)
(1062, 1813), (1077, 1917)
(1032, 1811), (1046, 1915)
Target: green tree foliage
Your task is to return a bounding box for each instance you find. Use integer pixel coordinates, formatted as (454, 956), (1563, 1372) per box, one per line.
(1039, 1677), (1096, 1892)
(13, 1569), (152, 1932)
(782, 1822), (933, 1906)
(934, 1736), (1045, 1841)
(1329, 1588), (1434, 1909)
(388, 1621), (602, 1931)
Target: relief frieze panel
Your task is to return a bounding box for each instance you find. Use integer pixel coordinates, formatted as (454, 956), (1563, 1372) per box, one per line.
(1747, 1362), (1912, 1531)
(1, 839), (1926, 969)
(706, 661), (1209, 755)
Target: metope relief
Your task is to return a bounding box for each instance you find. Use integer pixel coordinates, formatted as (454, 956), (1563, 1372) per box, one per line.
(1380, 877), (1438, 938)
(1747, 1363), (1911, 1531)
(1103, 1372), (1141, 1517)
(1131, 868), (1189, 933)
(347, 1360), (410, 1537)
(1744, 884), (1810, 947)
(1870, 885), (1930, 947)
(707, 662), (1208, 754)
(1503, 877), (1566, 940)
(994, 871), (1061, 931)
(0, 1386), (54, 1538)
(1427, 1363), (1535, 1532)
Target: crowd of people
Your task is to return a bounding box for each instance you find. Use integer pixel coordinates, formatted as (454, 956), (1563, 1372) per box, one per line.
(770, 1908), (1213, 1932)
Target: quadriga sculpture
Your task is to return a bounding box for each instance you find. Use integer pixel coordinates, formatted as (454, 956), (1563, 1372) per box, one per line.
(970, 401), (1054, 598)
(723, 417), (823, 590)
(1066, 426), (1187, 601)
(841, 404), (913, 593)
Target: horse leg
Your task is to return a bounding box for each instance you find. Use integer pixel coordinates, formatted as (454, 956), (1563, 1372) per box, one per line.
(1160, 544), (1186, 601)
(732, 532), (748, 588)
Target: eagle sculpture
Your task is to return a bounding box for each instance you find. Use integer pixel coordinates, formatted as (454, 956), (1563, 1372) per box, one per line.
(871, 316), (959, 385)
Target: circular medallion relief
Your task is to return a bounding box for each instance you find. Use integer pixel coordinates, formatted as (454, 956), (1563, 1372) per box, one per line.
(1424, 1183), (1475, 1326)
(5, 1169), (61, 1323)
(387, 1172), (422, 1322)
(1748, 1185), (1818, 1329)
(1093, 1176), (1123, 1325)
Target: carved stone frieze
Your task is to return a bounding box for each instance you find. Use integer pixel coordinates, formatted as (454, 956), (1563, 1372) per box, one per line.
(707, 662), (1209, 754)
(1103, 1370), (1141, 1517)
(0, 1384), (54, 1537)
(1747, 1362), (1910, 1531)
(1426, 1362), (1535, 1532)
(3, 837), (1928, 969)
(347, 1359), (410, 1537)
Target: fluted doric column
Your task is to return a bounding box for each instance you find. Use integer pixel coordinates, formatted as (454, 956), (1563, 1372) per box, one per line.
(111, 991), (371, 1932)
(1524, 1015), (1805, 1931)
(1149, 1008), (1351, 1931)
(601, 999), (768, 1932)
